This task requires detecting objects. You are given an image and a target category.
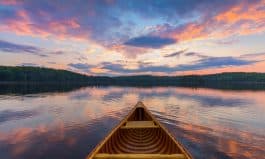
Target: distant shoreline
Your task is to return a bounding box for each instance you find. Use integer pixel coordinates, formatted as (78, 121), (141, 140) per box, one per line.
(1, 66), (265, 87)
(1, 81), (265, 85)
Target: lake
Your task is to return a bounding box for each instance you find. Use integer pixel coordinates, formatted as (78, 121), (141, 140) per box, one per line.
(0, 85), (264, 159)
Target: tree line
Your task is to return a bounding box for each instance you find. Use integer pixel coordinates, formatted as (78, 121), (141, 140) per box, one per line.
(1, 66), (265, 86)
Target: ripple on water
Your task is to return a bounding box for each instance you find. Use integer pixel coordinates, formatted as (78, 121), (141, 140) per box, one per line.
(0, 86), (264, 159)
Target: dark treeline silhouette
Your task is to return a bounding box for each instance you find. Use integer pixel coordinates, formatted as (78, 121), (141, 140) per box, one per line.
(1, 66), (265, 88)
(0, 66), (112, 84)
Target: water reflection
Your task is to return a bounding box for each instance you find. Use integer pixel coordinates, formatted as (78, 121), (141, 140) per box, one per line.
(0, 85), (264, 159)
(0, 83), (86, 95)
(0, 115), (121, 159)
(0, 109), (39, 123)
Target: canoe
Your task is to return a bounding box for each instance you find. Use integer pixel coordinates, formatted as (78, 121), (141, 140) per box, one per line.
(87, 101), (193, 159)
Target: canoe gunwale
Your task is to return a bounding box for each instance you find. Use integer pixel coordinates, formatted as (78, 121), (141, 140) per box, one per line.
(86, 103), (141, 159)
(86, 101), (193, 159)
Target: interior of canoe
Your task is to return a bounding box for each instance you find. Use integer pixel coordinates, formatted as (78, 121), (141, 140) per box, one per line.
(88, 102), (191, 159)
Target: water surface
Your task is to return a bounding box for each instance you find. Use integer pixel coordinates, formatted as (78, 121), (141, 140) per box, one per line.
(0, 85), (264, 159)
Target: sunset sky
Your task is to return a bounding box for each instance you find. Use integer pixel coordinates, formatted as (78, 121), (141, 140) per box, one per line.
(0, 0), (265, 76)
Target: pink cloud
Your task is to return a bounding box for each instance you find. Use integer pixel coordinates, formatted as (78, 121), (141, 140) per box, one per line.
(0, 0), (19, 5)
(153, 0), (265, 42)
(110, 44), (150, 58)
(0, 0), (264, 61)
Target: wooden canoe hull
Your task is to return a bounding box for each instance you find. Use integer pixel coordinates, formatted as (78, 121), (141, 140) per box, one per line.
(87, 102), (193, 159)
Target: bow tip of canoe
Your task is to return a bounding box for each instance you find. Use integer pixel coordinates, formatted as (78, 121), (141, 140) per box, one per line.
(136, 101), (145, 107)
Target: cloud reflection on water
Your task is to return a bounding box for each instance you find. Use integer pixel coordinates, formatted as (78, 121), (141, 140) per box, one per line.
(0, 86), (264, 159)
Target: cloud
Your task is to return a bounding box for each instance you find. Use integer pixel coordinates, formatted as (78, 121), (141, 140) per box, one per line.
(50, 51), (65, 55)
(99, 56), (259, 74)
(110, 44), (150, 58)
(0, 0), (122, 44)
(175, 57), (259, 71)
(0, 40), (67, 57)
(147, 1), (265, 43)
(1, 0), (262, 51)
(164, 49), (186, 58)
(68, 63), (93, 73)
(185, 52), (198, 56)
(0, 0), (264, 60)
(76, 55), (88, 62)
(124, 36), (176, 48)
(116, 0), (239, 23)
(164, 49), (208, 58)
(240, 52), (265, 58)
(238, 52), (265, 63)
(0, 39), (46, 57)
(215, 38), (239, 45)
(100, 62), (126, 73)
(184, 52), (208, 58)
(0, 0), (19, 5)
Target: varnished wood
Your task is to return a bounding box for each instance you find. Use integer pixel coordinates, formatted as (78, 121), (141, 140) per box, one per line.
(86, 101), (193, 159)
(121, 121), (159, 129)
(94, 153), (186, 159)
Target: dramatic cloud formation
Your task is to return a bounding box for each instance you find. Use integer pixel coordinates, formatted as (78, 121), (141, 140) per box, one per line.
(0, 0), (264, 47)
(0, 0), (264, 75)
(144, 0), (265, 43)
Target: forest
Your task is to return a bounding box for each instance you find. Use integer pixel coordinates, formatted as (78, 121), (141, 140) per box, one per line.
(1, 66), (265, 86)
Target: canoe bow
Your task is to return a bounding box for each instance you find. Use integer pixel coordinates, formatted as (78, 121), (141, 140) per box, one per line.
(86, 101), (193, 159)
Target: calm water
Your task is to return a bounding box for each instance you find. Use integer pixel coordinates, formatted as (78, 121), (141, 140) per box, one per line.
(0, 85), (264, 159)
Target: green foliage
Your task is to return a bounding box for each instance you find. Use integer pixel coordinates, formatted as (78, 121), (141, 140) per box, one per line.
(0, 66), (111, 84)
(0, 66), (265, 86)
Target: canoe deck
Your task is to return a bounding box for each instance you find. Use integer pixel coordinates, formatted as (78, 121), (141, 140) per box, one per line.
(87, 102), (192, 159)
(121, 121), (159, 129)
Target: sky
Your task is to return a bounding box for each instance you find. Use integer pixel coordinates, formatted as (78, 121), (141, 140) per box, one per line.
(0, 0), (265, 76)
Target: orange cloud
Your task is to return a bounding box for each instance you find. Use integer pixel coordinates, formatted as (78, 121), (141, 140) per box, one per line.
(161, 0), (265, 43)
(170, 23), (207, 41)
(215, 1), (265, 23)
